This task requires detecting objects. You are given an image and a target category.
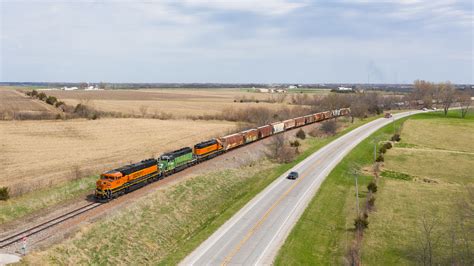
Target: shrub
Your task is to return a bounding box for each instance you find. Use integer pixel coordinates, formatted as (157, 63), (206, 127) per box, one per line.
(391, 134), (401, 142)
(46, 96), (58, 105)
(321, 120), (337, 135)
(379, 146), (387, 154)
(383, 142), (392, 150)
(375, 154), (384, 162)
(55, 101), (65, 108)
(31, 89), (38, 97)
(354, 216), (369, 230)
(0, 187), (10, 201)
(290, 140), (300, 147)
(91, 113), (99, 120)
(367, 181), (378, 193)
(38, 92), (47, 101)
(296, 128), (306, 140)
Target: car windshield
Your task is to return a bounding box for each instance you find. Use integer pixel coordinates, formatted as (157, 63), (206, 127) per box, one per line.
(290, 172), (298, 175)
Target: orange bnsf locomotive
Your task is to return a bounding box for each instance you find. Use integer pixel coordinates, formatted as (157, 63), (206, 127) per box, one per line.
(96, 159), (160, 200)
(95, 108), (350, 201)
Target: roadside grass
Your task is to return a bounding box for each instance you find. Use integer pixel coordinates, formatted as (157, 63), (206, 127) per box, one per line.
(362, 109), (474, 264)
(275, 116), (409, 265)
(23, 116), (375, 264)
(0, 176), (97, 224)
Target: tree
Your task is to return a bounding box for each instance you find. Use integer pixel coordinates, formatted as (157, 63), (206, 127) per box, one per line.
(350, 100), (369, 122)
(413, 80), (435, 108)
(321, 120), (337, 135)
(414, 214), (442, 265)
(439, 81), (455, 116)
(457, 90), (472, 118)
(265, 134), (295, 163)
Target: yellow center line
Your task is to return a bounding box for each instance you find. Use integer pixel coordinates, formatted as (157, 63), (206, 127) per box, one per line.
(220, 141), (345, 265)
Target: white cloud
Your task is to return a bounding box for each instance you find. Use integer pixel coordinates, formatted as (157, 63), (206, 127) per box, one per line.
(182, 0), (307, 15)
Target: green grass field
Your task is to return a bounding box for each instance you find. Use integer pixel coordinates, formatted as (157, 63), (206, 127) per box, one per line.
(22, 117), (375, 264)
(361, 110), (474, 265)
(276, 109), (473, 265)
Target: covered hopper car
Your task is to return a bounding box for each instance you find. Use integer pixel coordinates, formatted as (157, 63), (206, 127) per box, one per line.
(219, 133), (244, 151)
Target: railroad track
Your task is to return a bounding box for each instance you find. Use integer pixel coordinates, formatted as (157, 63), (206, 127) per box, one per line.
(0, 202), (102, 249)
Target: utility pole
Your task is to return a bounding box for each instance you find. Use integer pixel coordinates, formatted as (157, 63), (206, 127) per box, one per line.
(355, 174), (360, 217)
(392, 115), (396, 135)
(374, 141), (377, 162)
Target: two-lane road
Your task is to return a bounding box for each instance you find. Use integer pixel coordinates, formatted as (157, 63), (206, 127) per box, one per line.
(181, 111), (420, 265)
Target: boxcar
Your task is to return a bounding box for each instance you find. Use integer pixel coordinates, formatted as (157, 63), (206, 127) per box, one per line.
(295, 117), (305, 127)
(241, 129), (258, 144)
(271, 122), (285, 134)
(283, 119), (296, 130)
(304, 115), (315, 124)
(257, 125), (273, 139)
(218, 133), (244, 151)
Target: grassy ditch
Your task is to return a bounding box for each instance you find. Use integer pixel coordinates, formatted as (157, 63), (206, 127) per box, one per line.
(23, 117), (376, 264)
(0, 176), (97, 224)
(275, 115), (410, 265)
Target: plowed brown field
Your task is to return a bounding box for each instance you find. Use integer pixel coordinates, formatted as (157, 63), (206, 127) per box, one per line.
(0, 88), (59, 119)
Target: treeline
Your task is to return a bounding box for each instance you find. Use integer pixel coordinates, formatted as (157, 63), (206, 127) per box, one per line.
(26, 89), (66, 109)
(408, 80), (472, 117)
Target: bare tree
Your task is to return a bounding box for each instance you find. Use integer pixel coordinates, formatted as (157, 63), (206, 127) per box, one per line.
(414, 214), (442, 266)
(413, 80), (435, 108)
(265, 134), (295, 163)
(350, 100), (369, 122)
(439, 82), (456, 116)
(457, 90), (472, 118)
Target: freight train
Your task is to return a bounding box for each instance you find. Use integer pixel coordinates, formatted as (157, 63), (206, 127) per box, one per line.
(95, 108), (350, 201)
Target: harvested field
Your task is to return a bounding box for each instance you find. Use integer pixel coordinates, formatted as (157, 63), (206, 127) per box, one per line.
(0, 88), (59, 119)
(0, 118), (236, 195)
(43, 89), (294, 118)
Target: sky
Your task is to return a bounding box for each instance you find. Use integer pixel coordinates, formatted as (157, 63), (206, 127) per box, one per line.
(0, 0), (473, 84)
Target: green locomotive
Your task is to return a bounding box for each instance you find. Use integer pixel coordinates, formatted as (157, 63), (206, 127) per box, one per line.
(158, 147), (195, 175)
